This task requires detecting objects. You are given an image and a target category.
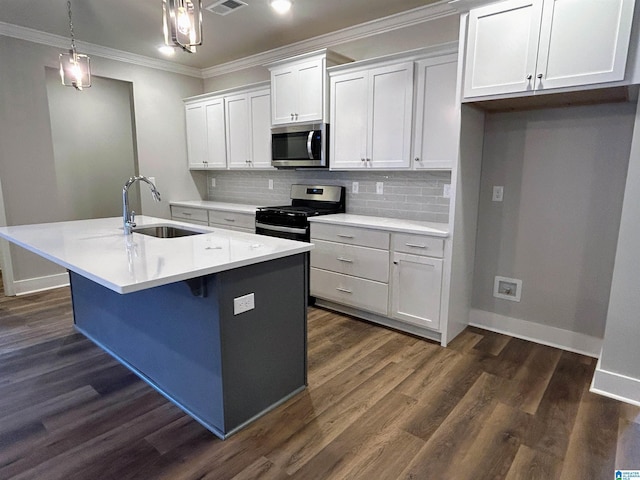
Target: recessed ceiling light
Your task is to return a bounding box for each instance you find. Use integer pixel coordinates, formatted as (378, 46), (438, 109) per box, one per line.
(158, 45), (176, 56)
(270, 0), (291, 14)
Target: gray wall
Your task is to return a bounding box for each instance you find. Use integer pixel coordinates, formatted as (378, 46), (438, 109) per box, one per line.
(205, 170), (451, 223)
(45, 68), (140, 220)
(0, 36), (205, 282)
(472, 102), (636, 338)
(600, 99), (640, 379)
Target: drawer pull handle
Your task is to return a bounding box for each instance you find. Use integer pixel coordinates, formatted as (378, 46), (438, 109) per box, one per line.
(337, 257), (353, 263)
(224, 218), (236, 222)
(336, 287), (353, 294)
(337, 234), (354, 239)
(405, 243), (427, 248)
(182, 212), (192, 216)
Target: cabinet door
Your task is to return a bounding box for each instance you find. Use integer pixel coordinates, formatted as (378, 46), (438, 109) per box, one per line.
(271, 66), (298, 125)
(535, 0), (635, 90)
(225, 94), (250, 169)
(248, 89), (273, 169)
(185, 103), (208, 169)
(413, 59), (459, 170)
(367, 62), (414, 169)
(295, 58), (324, 123)
(205, 98), (227, 169)
(464, 0), (543, 98)
(391, 252), (442, 330)
(330, 70), (369, 169)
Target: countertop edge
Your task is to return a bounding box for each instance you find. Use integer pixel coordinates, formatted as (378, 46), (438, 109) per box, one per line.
(170, 201), (261, 214)
(308, 214), (450, 237)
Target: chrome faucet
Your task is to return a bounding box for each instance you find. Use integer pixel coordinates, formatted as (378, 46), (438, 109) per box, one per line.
(122, 176), (161, 235)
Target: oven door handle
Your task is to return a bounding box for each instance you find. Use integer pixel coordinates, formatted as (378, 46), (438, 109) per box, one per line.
(256, 222), (308, 235)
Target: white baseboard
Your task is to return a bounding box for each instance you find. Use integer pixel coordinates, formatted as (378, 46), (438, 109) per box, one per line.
(469, 309), (602, 358)
(13, 272), (69, 295)
(591, 356), (640, 407)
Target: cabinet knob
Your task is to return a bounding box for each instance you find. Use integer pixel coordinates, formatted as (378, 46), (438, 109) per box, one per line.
(526, 74), (532, 80)
(415, 157), (420, 162)
(393, 261), (398, 265)
(361, 158), (366, 162)
(295, 113), (299, 120)
(290, 113), (294, 120)
(537, 73), (543, 79)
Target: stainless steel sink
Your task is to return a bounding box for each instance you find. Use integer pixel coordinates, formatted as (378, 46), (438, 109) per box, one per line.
(133, 225), (205, 238)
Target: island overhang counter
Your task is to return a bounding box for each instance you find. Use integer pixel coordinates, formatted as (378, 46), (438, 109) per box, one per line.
(0, 216), (313, 439)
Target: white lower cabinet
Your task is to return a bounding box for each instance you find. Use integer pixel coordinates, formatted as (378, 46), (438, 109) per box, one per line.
(170, 206), (209, 226)
(390, 252), (442, 330)
(208, 210), (255, 233)
(310, 221), (447, 338)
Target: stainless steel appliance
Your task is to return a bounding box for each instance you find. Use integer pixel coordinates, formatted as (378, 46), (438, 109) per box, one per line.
(255, 184), (345, 242)
(271, 124), (329, 169)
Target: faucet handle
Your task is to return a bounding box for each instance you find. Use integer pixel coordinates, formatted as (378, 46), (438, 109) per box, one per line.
(129, 210), (136, 227)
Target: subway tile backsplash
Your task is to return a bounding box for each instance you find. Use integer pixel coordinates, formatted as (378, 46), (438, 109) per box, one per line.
(206, 170), (451, 223)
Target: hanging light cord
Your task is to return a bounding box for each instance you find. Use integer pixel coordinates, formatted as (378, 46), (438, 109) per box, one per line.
(67, 0), (77, 55)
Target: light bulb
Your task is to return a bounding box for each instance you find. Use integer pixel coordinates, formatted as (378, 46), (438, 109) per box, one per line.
(271, 0), (291, 14)
(177, 6), (191, 35)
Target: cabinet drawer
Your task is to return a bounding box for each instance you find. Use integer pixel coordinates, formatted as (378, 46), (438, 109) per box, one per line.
(392, 233), (444, 258)
(311, 268), (388, 316)
(170, 206), (209, 223)
(208, 210), (255, 230)
(310, 240), (389, 283)
(311, 223), (389, 249)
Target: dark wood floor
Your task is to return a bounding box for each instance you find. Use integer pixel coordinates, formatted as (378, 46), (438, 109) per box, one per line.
(0, 277), (638, 480)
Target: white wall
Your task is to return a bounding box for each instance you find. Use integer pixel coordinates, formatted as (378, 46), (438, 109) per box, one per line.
(0, 35), (205, 285)
(472, 102), (636, 339)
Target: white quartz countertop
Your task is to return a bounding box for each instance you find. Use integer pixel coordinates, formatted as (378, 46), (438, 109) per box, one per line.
(170, 201), (261, 214)
(308, 214), (449, 237)
(0, 216), (311, 294)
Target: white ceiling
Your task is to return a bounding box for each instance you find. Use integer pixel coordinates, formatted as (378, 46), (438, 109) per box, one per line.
(0, 0), (443, 71)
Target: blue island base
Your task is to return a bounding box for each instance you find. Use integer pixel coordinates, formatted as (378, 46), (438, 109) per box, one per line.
(69, 253), (308, 439)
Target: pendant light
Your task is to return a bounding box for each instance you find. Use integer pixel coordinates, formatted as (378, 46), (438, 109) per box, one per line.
(163, 0), (203, 53)
(59, 0), (91, 91)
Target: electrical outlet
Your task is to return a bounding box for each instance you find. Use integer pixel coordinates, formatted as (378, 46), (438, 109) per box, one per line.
(443, 184), (451, 198)
(352, 182), (359, 194)
(210, 177), (216, 188)
(268, 179), (273, 190)
(376, 182), (384, 195)
(492, 186), (504, 202)
(233, 293), (255, 315)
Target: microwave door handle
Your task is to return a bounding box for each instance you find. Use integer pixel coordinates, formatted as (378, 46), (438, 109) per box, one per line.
(306, 131), (315, 160)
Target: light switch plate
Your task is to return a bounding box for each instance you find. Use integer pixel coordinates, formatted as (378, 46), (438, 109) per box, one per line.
(210, 178), (216, 187)
(376, 182), (384, 195)
(268, 179), (273, 190)
(234, 293), (255, 315)
(492, 186), (504, 202)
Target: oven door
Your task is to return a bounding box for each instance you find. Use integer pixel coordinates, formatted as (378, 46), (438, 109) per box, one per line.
(255, 222), (309, 242)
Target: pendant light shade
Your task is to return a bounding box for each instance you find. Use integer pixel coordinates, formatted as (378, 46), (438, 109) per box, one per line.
(59, 1), (91, 90)
(163, 0), (203, 53)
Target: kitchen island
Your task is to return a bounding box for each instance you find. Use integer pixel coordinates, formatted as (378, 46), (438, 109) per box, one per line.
(0, 216), (312, 439)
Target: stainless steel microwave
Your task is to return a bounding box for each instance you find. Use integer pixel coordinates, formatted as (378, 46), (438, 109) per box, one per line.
(271, 123), (329, 168)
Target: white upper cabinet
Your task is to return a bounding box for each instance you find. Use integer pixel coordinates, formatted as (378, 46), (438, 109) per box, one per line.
(463, 0), (636, 98)
(185, 97), (227, 169)
(412, 56), (459, 170)
(330, 61), (414, 170)
(183, 83), (272, 170)
(267, 49), (352, 126)
(271, 58), (323, 125)
(225, 88), (273, 169)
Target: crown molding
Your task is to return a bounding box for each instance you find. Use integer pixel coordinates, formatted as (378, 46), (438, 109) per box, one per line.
(0, 21), (204, 78)
(201, 0), (458, 78)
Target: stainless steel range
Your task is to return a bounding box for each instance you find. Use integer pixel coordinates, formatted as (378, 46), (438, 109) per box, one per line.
(255, 185), (346, 242)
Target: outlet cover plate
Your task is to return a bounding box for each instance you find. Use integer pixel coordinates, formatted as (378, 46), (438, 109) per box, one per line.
(352, 182), (359, 194)
(492, 186), (504, 202)
(233, 293), (255, 315)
